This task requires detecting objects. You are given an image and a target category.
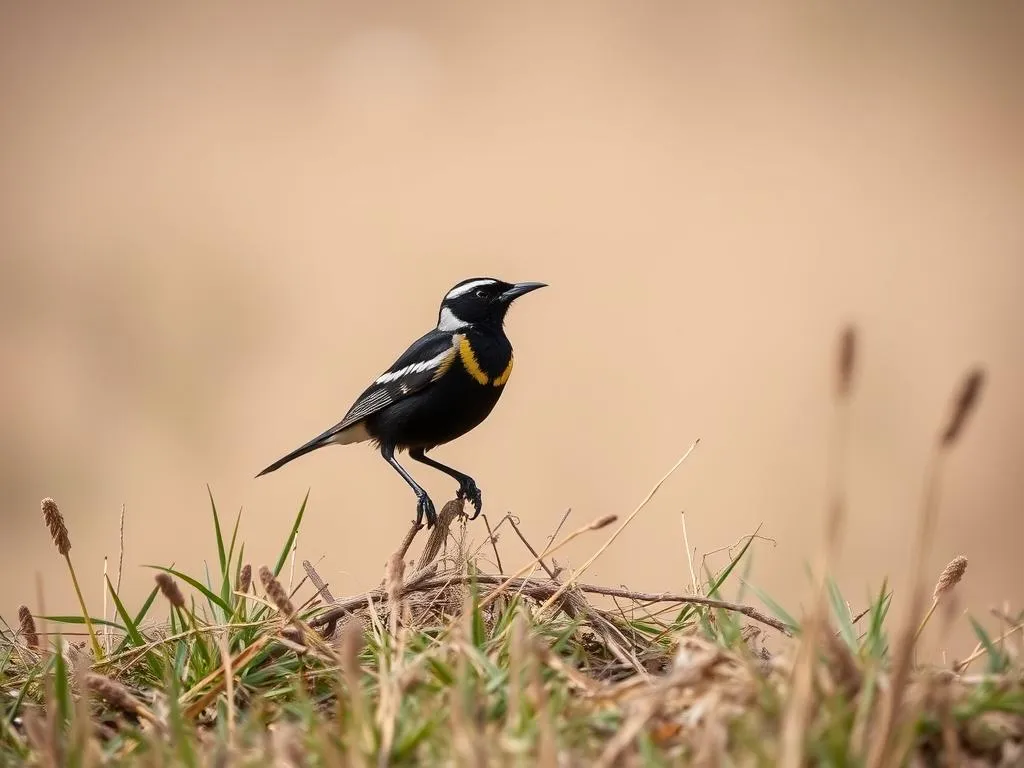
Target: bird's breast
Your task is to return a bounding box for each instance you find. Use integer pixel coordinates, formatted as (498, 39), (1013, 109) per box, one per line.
(455, 333), (514, 388)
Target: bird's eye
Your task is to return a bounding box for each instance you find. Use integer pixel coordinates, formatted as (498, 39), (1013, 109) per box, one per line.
(475, 289), (491, 299)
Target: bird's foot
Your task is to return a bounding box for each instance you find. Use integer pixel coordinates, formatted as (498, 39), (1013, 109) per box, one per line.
(456, 478), (483, 520)
(416, 493), (438, 529)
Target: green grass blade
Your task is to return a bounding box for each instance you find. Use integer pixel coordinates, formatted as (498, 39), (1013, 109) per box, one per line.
(968, 616), (1008, 674)
(827, 577), (857, 650)
(273, 490), (309, 577)
(52, 636), (72, 728)
(743, 582), (800, 634)
(40, 616), (126, 631)
(208, 484), (227, 580)
(676, 525), (761, 626)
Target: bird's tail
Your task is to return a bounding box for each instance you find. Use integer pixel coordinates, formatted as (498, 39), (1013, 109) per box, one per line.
(255, 421), (369, 478)
(255, 439), (326, 477)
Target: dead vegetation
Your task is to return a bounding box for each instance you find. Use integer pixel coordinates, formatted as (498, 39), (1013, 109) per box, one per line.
(2, 328), (1022, 766)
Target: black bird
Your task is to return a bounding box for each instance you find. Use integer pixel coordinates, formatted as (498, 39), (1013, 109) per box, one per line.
(256, 277), (546, 528)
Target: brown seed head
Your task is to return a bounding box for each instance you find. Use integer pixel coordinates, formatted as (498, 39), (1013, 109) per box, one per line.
(18, 605), (39, 650)
(933, 555), (968, 600)
(590, 514), (618, 531)
(41, 498), (71, 556)
(941, 368), (985, 447)
(155, 572), (185, 609)
(85, 672), (145, 716)
(259, 565), (296, 618)
(237, 564), (252, 594)
(836, 325), (857, 398)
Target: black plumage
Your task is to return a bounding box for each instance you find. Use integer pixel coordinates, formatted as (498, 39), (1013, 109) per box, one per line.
(256, 277), (546, 527)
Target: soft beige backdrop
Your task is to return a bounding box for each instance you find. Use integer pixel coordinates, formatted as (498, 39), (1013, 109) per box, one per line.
(2, 3), (1022, 657)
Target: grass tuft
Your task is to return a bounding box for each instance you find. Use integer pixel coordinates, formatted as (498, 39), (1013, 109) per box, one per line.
(2, 331), (1017, 765)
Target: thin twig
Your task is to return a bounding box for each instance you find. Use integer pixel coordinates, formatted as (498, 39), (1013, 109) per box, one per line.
(302, 559), (334, 604)
(481, 514), (504, 574)
(310, 573), (790, 636)
(116, 503), (125, 594)
(509, 516), (557, 580)
(680, 510), (698, 596)
(545, 508), (572, 550)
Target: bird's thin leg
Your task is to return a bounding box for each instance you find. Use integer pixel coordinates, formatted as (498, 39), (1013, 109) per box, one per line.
(381, 445), (437, 528)
(409, 448), (482, 520)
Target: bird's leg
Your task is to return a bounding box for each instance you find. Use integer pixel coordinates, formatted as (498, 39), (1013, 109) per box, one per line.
(409, 448), (482, 520)
(381, 445), (437, 528)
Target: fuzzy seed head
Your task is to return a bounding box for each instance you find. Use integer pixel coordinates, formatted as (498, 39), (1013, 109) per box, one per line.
(259, 565), (296, 618)
(155, 572), (185, 609)
(941, 368), (985, 446)
(590, 514), (618, 531)
(18, 605), (38, 650)
(85, 672), (144, 716)
(41, 498), (71, 556)
(933, 555), (968, 600)
(836, 325), (857, 398)
(237, 564), (252, 594)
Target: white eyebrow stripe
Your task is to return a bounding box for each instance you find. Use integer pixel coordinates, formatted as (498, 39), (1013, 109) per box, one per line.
(444, 279), (497, 301)
(437, 306), (469, 331)
(375, 347), (454, 384)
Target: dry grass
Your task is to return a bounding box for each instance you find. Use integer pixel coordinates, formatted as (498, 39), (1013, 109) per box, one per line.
(2, 330), (1020, 766)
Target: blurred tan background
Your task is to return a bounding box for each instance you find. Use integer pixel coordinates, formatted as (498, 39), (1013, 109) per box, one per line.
(2, 3), (1022, 657)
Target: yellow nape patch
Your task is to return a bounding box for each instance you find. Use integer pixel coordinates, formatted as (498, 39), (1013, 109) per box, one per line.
(492, 356), (514, 387)
(457, 334), (490, 385)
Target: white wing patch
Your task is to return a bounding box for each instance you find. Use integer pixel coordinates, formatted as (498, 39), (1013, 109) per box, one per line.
(340, 387), (394, 425)
(376, 347), (455, 384)
(444, 278), (498, 301)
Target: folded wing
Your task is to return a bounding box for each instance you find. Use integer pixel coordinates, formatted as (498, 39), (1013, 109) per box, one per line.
(255, 331), (458, 477)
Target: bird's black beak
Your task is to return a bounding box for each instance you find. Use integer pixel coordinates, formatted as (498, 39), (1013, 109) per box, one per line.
(499, 281), (547, 304)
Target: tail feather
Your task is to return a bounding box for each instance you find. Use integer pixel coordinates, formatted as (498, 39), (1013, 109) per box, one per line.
(255, 421), (371, 478)
(255, 438), (327, 477)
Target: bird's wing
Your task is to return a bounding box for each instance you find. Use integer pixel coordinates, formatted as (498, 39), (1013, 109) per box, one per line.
(255, 331), (459, 477)
(332, 329), (459, 432)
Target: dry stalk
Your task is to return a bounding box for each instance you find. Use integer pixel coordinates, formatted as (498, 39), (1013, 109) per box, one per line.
(217, 630), (236, 753)
(867, 368), (986, 768)
(530, 635), (559, 767)
(478, 514), (617, 612)
(41, 498), (102, 660)
(338, 619), (370, 767)
(536, 439), (700, 616)
(384, 551), (405, 636)
(180, 636), (270, 720)
(300, 559), (331, 604)
(781, 325), (857, 768)
(312, 573), (790, 636)
(481, 513), (504, 573)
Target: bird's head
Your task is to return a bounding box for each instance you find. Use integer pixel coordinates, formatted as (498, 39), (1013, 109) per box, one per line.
(436, 278), (546, 331)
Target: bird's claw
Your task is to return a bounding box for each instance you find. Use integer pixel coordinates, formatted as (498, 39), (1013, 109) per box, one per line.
(416, 493), (438, 529)
(457, 479), (483, 520)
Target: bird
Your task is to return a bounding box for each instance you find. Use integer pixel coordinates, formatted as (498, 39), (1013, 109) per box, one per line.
(256, 277), (546, 529)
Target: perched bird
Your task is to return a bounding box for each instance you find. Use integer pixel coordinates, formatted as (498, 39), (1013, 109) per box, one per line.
(256, 277), (546, 528)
